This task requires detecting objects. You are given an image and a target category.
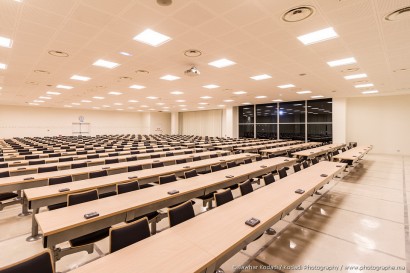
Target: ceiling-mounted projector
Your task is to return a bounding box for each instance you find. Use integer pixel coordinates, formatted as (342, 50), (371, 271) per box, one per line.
(184, 66), (200, 77)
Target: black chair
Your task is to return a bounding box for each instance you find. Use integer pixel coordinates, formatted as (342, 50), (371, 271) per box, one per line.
(38, 166), (58, 173)
(165, 152), (174, 157)
(293, 163), (302, 173)
(108, 152), (119, 157)
(131, 151), (140, 155)
(152, 162), (164, 168)
(47, 175), (73, 210)
(210, 154), (218, 158)
(214, 189), (234, 206)
(29, 160), (45, 166)
(105, 158), (119, 165)
(0, 249), (54, 273)
(192, 156), (201, 161)
(255, 156), (262, 161)
(127, 165), (142, 172)
(117, 181), (140, 194)
(184, 151), (193, 154)
(302, 161), (309, 169)
(59, 157), (73, 162)
(176, 159), (187, 164)
(159, 174), (177, 185)
(278, 167), (287, 179)
(243, 158), (252, 164)
(239, 180), (253, 196)
(87, 154), (99, 159)
(263, 173), (275, 185)
(311, 158), (319, 165)
(0, 163), (9, 168)
(25, 155), (40, 160)
(89, 170), (107, 179)
(151, 154), (161, 159)
(71, 162), (87, 169)
(126, 156), (138, 162)
(0, 171), (19, 211)
(226, 161), (237, 168)
(168, 201), (195, 227)
(49, 153), (61, 158)
(109, 217), (151, 253)
(146, 149), (154, 153)
(184, 169), (198, 179)
(77, 151), (87, 155)
(210, 164), (223, 172)
(66, 190), (110, 251)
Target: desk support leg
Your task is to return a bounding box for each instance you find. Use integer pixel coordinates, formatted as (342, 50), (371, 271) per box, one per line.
(16, 190), (22, 201)
(26, 208), (42, 241)
(18, 196), (32, 217)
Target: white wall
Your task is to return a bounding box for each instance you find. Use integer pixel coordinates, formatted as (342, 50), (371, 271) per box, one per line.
(179, 109), (222, 137)
(345, 95), (410, 155)
(149, 112), (171, 134)
(0, 105), (170, 138)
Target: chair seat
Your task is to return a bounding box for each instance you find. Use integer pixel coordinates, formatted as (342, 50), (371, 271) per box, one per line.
(139, 184), (154, 189)
(0, 192), (18, 202)
(196, 192), (215, 200)
(127, 211), (160, 223)
(47, 202), (67, 211)
(70, 228), (110, 247)
(99, 191), (117, 199)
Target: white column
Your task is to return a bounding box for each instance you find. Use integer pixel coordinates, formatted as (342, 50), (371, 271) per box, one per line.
(222, 107), (234, 137)
(332, 98), (346, 144)
(171, 111), (179, 135)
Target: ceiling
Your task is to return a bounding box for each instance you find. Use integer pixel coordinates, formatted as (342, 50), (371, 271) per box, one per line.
(0, 0), (409, 113)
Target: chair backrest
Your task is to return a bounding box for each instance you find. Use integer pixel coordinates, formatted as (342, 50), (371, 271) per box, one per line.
(87, 154), (99, 159)
(59, 157), (73, 162)
(263, 173), (275, 185)
(159, 174), (177, 185)
(108, 153), (119, 157)
(0, 171), (10, 178)
(48, 175), (72, 185)
(192, 156), (201, 162)
(210, 164), (223, 172)
(128, 165), (143, 172)
(131, 150), (140, 155)
(214, 189), (234, 206)
(243, 158), (252, 164)
(126, 156), (137, 162)
(332, 150), (339, 156)
(151, 162), (164, 168)
(0, 249), (54, 273)
(255, 156), (262, 161)
(25, 155), (40, 160)
(166, 152), (174, 157)
(146, 149), (154, 153)
(184, 169), (198, 179)
(226, 161), (237, 168)
(168, 201), (195, 227)
(71, 162), (87, 169)
(0, 163), (9, 168)
(341, 148), (346, 152)
(286, 151), (293, 158)
(278, 167), (287, 179)
(77, 151), (87, 155)
(239, 180), (253, 196)
(151, 154), (160, 159)
(268, 154), (276, 158)
(89, 170), (108, 179)
(210, 154), (218, 158)
(29, 160), (45, 166)
(117, 181), (139, 194)
(184, 151), (193, 154)
(38, 166), (58, 173)
(105, 158), (119, 164)
(176, 158), (187, 164)
(302, 161), (309, 169)
(49, 153), (61, 158)
(293, 163), (301, 173)
(109, 217), (151, 253)
(68, 189), (98, 206)
(311, 158), (319, 165)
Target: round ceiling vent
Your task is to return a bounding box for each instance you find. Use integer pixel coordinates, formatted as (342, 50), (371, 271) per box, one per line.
(385, 6), (410, 21)
(119, 76), (133, 80)
(136, 69), (150, 75)
(184, 49), (202, 57)
(48, 50), (69, 57)
(34, 69), (50, 74)
(282, 6), (315, 22)
(341, 67), (360, 73)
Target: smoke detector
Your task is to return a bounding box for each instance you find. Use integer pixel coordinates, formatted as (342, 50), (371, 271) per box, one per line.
(184, 66), (200, 77)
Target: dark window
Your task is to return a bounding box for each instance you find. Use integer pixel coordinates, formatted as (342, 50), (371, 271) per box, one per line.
(307, 124), (332, 142)
(256, 103), (277, 123)
(279, 124), (305, 140)
(307, 99), (332, 122)
(256, 124), (277, 139)
(278, 101), (305, 123)
(239, 124), (254, 138)
(239, 106), (254, 124)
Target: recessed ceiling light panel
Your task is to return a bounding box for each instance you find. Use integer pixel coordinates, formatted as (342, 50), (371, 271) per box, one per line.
(208, 58), (236, 68)
(71, 75), (91, 81)
(93, 59), (120, 69)
(133, 29), (171, 47)
(297, 27), (338, 45)
(160, 75), (180, 81)
(327, 57), (356, 67)
(250, 74), (271, 80)
(344, 73), (367, 80)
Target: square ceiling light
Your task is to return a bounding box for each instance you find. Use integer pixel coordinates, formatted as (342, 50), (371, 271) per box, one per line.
(250, 74), (271, 80)
(133, 29), (171, 47)
(93, 59), (120, 69)
(297, 27), (338, 45)
(208, 58), (236, 68)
